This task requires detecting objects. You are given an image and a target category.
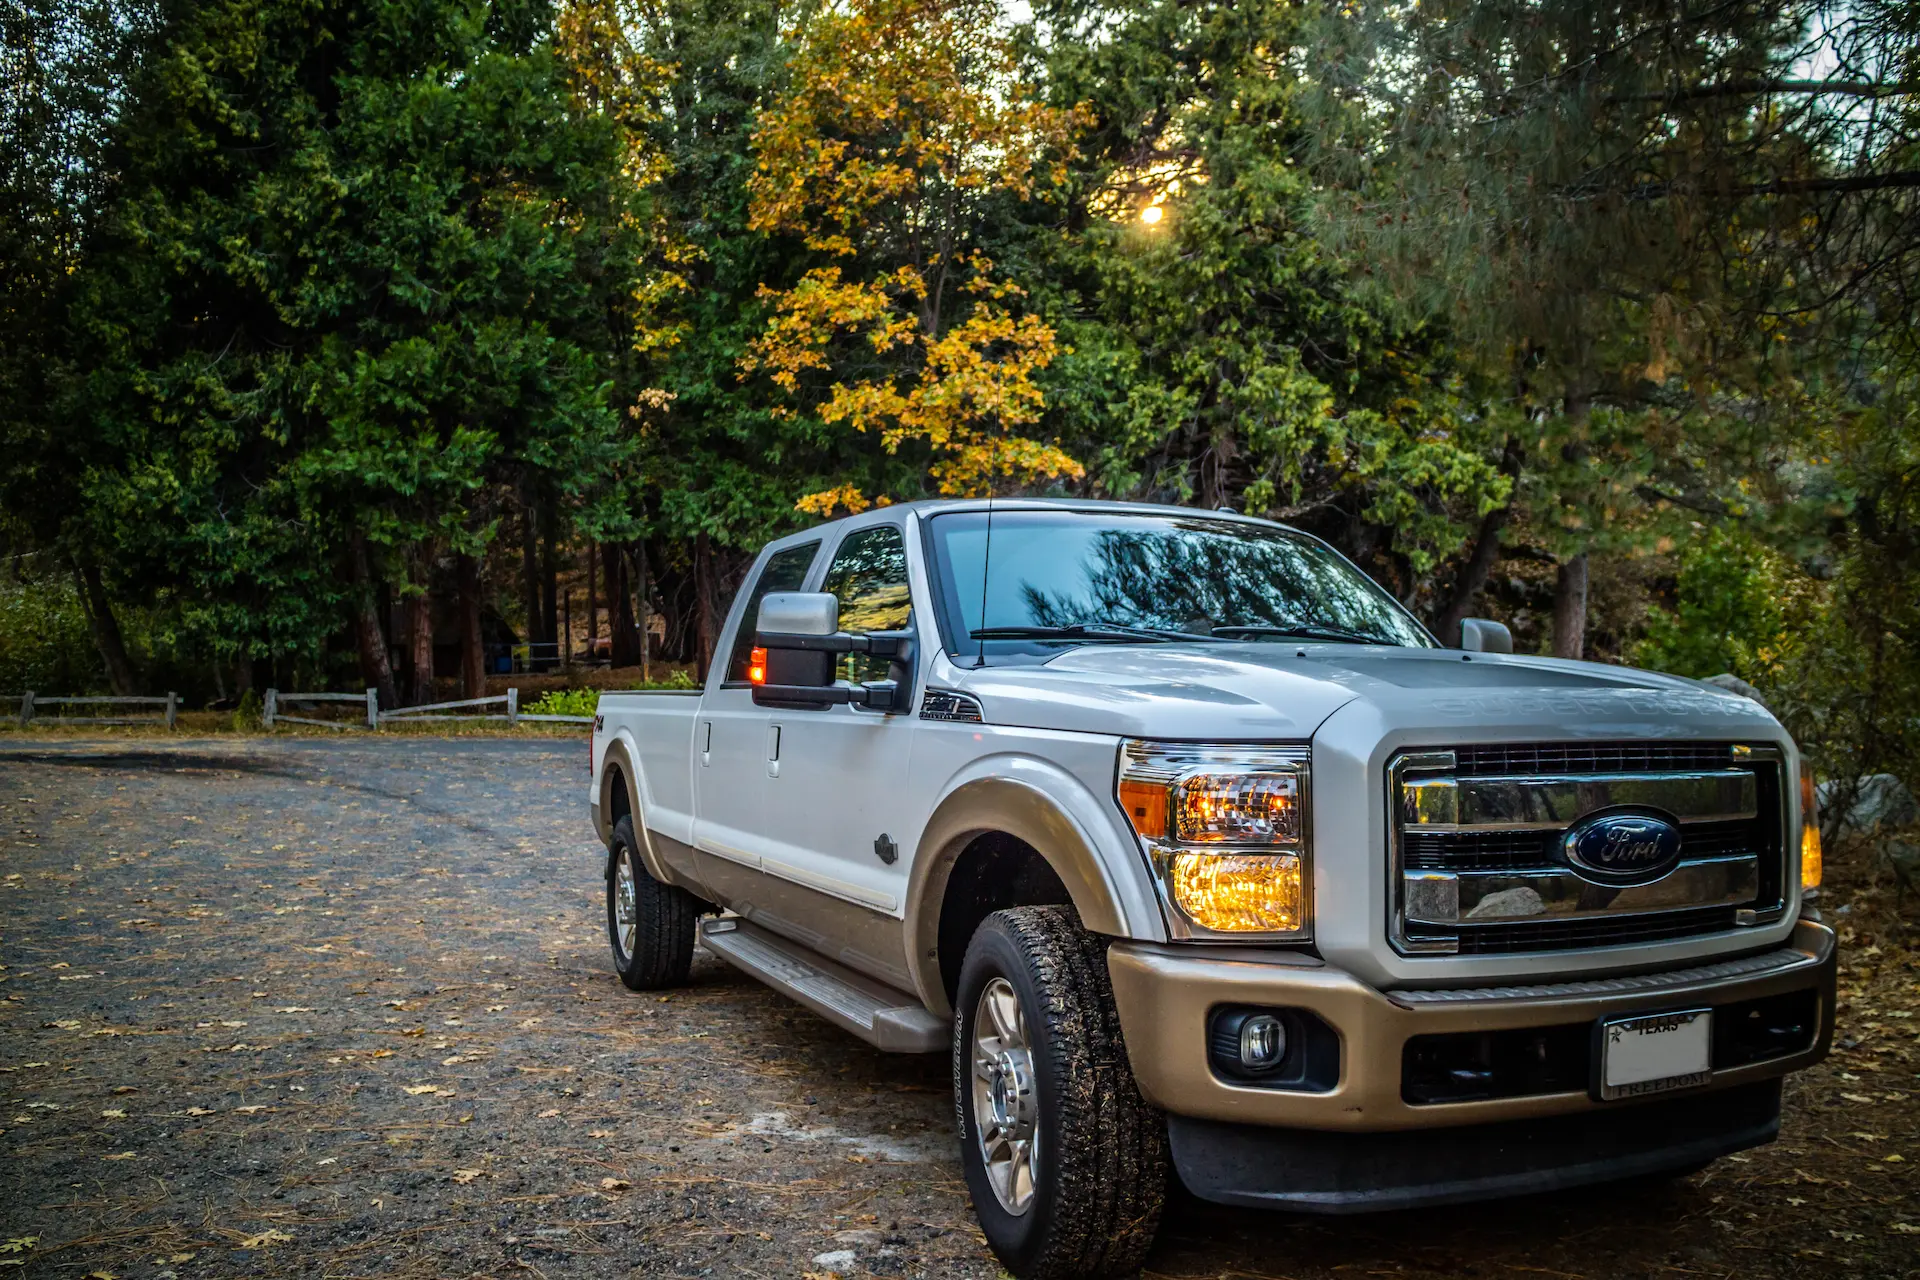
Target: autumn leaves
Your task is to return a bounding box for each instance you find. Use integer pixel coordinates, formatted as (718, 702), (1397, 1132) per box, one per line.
(739, 0), (1088, 514)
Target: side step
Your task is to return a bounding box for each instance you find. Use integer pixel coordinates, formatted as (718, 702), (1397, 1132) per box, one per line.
(698, 917), (947, 1053)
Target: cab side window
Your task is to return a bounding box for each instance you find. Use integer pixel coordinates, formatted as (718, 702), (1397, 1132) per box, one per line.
(821, 524), (911, 684)
(725, 541), (821, 684)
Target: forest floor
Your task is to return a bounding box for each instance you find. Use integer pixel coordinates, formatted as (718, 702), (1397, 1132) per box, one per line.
(0, 737), (1914, 1280)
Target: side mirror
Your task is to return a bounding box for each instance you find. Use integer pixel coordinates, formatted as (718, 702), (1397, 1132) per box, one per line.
(1460, 617), (1514, 654)
(759, 591), (838, 637)
(751, 592), (916, 712)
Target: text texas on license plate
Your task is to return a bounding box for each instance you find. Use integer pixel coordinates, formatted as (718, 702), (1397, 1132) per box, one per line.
(1600, 1009), (1713, 1100)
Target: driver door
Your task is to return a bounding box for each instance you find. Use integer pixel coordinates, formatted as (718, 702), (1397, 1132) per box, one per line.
(759, 520), (924, 939)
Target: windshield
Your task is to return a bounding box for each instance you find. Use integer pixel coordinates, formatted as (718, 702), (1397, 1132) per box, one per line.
(925, 510), (1435, 662)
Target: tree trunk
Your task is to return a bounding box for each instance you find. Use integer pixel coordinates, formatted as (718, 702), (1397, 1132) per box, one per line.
(73, 557), (137, 695)
(519, 487), (543, 645)
(607, 541), (641, 667)
(457, 551), (486, 699)
(538, 502), (559, 653)
(1436, 506), (1508, 646)
(349, 533), (400, 710)
(693, 532), (718, 683)
(1550, 394), (1593, 661)
(633, 539), (650, 684)
(407, 545), (436, 704)
(408, 590), (434, 704)
(586, 542), (598, 649)
(1551, 553), (1590, 659)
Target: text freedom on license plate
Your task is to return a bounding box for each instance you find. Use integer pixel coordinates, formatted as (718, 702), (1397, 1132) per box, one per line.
(1600, 1009), (1712, 1100)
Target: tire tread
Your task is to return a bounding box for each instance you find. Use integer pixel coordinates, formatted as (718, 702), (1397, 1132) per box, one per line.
(957, 905), (1167, 1279)
(607, 816), (700, 990)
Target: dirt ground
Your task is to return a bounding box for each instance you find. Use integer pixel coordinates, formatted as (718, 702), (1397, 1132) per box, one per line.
(1, 736), (1914, 1280)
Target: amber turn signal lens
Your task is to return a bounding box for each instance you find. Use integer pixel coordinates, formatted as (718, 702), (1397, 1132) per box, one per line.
(1119, 778), (1169, 839)
(1169, 852), (1303, 932)
(1799, 763), (1822, 890)
(748, 647), (767, 686)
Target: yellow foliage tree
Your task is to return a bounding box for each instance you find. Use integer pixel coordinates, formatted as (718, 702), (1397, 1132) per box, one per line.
(739, 0), (1087, 514)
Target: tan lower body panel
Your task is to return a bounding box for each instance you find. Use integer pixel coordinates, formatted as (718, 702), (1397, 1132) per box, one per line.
(658, 835), (919, 995)
(1107, 919), (1835, 1133)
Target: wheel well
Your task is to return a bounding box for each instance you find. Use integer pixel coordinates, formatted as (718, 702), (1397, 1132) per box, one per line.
(605, 764), (631, 826)
(936, 832), (1071, 1003)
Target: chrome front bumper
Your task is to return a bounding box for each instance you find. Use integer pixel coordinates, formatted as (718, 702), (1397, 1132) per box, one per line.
(1106, 918), (1835, 1133)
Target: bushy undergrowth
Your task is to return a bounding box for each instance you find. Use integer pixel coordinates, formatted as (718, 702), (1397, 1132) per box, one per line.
(0, 579), (104, 694)
(525, 688), (599, 718)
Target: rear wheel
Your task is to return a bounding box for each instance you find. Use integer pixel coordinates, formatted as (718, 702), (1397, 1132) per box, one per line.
(954, 906), (1167, 1279)
(605, 816), (701, 990)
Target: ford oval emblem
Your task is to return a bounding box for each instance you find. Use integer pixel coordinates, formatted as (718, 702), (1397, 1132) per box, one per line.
(1564, 811), (1684, 884)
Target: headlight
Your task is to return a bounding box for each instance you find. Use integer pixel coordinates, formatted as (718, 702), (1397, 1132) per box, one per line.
(1118, 741), (1311, 939)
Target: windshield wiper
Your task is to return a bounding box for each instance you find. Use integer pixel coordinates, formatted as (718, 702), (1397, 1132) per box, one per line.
(1212, 622), (1395, 646)
(971, 623), (1220, 644)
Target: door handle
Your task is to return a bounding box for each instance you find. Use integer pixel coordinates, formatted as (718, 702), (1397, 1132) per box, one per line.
(766, 724), (782, 778)
(700, 720), (712, 767)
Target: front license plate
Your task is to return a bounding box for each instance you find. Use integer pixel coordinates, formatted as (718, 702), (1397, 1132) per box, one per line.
(1599, 1009), (1712, 1101)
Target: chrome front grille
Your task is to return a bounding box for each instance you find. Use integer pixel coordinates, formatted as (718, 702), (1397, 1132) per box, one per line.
(1389, 743), (1789, 956)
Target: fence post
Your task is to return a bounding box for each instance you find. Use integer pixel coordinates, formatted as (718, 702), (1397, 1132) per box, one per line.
(19, 691), (32, 726)
(366, 687), (379, 730)
(263, 688), (277, 728)
(507, 687), (519, 726)
(165, 691), (178, 731)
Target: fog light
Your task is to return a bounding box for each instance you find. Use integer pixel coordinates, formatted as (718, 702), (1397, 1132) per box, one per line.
(1239, 1014), (1287, 1070)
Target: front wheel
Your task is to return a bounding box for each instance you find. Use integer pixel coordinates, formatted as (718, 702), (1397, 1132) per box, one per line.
(954, 906), (1167, 1280)
(605, 816), (701, 990)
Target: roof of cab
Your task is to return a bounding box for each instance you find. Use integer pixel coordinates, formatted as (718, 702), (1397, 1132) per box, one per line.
(773, 496), (1297, 543)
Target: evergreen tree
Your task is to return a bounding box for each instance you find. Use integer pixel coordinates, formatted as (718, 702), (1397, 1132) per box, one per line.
(6, 0), (658, 697)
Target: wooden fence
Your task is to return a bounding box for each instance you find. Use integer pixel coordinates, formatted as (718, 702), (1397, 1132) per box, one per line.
(265, 688), (593, 729)
(16, 692), (178, 728)
(8, 688), (592, 731)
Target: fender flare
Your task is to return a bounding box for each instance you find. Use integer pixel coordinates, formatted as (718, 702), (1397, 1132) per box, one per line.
(903, 770), (1163, 1014)
(595, 736), (674, 884)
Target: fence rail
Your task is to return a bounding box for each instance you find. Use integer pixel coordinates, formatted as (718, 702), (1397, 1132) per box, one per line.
(263, 688), (378, 730)
(17, 692), (178, 728)
(10, 688), (593, 732)
(265, 688), (594, 729)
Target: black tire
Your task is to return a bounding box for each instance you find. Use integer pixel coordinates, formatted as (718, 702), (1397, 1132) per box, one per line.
(605, 815), (701, 991)
(953, 906), (1167, 1280)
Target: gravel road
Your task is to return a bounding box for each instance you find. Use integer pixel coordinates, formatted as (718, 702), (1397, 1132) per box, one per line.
(1, 737), (1913, 1279)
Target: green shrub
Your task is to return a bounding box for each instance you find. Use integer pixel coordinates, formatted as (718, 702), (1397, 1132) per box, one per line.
(0, 579), (103, 694)
(526, 688), (600, 717)
(1632, 526), (1790, 683)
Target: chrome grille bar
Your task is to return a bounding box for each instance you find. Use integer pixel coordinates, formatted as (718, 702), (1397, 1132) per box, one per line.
(1400, 772), (1758, 831)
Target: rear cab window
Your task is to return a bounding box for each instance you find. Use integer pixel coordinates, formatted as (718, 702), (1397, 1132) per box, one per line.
(724, 541), (822, 684)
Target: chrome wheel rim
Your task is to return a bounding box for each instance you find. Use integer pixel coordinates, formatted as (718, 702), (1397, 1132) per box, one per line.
(970, 976), (1039, 1215)
(613, 848), (638, 962)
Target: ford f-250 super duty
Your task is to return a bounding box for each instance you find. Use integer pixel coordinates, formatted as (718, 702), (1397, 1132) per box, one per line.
(587, 499), (1834, 1280)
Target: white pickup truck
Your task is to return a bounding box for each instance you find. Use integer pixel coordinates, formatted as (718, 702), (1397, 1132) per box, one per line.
(588, 499), (1834, 1280)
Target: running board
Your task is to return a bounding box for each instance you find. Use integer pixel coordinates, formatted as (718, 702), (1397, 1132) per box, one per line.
(698, 917), (947, 1053)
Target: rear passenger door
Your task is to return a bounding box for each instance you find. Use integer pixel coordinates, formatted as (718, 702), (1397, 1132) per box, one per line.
(761, 521), (923, 929)
(690, 539), (821, 904)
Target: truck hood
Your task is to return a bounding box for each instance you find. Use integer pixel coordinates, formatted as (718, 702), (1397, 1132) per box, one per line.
(952, 643), (1780, 742)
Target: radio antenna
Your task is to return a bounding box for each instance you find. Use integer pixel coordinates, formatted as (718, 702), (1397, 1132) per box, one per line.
(975, 494), (993, 669)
